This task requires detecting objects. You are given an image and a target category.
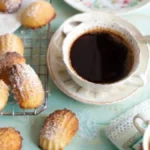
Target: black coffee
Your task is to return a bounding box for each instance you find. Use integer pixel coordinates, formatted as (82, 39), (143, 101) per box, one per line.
(70, 32), (133, 84)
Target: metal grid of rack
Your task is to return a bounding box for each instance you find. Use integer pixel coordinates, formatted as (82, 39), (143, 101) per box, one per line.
(0, 0), (52, 116)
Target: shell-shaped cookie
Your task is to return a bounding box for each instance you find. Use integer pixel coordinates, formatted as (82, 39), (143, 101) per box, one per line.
(0, 80), (9, 111)
(0, 0), (22, 13)
(9, 64), (44, 109)
(39, 109), (79, 150)
(0, 127), (23, 150)
(0, 34), (24, 56)
(21, 0), (56, 29)
(0, 52), (26, 85)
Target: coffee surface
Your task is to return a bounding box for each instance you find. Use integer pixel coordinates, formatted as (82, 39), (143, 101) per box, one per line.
(70, 32), (131, 84)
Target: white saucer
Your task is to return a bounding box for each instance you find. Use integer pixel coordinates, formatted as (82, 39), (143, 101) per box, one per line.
(47, 12), (149, 105)
(0, 0), (39, 35)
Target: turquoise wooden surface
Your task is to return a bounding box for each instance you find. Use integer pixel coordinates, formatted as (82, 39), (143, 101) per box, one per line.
(0, 1), (150, 150)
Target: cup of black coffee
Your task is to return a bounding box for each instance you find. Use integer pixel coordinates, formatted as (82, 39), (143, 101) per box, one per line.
(62, 21), (141, 90)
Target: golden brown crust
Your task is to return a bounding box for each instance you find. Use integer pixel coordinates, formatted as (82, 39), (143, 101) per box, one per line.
(0, 52), (26, 85)
(0, 1), (6, 12)
(39, 109), (79, 150)
(0, 127), (23, 150)
(0, 0), (22, 13)
(0, 34), (24, 56)
(0, 80), (9, 111)
(9, 63), (44, 109)
(21, 1), (56, 29)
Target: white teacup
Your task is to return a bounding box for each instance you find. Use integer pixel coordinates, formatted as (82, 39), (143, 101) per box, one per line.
(134, 114), (150, 150)
(62, 20), (143, 91)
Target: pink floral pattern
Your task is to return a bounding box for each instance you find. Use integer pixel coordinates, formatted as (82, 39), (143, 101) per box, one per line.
(75, 0), (144, 9)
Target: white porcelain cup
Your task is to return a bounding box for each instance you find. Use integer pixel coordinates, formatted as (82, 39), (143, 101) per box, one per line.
(133, 114), (150, 150)
(62, 20), (144, 91)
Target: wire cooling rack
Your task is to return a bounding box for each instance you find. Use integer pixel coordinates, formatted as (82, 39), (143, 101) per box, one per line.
(0, 0), (52, 116)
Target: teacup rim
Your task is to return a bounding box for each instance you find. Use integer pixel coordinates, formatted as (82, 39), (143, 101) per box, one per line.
(62, 21), (140, 87)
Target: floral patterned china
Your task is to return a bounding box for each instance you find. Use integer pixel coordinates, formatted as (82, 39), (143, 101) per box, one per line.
(64, 0), (150, 14)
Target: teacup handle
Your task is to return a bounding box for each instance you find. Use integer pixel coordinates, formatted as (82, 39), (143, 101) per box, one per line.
(133, 114), (150, 135)
(63, 20), (83, 35)
(128, 73), (146, 87)
(140, 36), (150, 44)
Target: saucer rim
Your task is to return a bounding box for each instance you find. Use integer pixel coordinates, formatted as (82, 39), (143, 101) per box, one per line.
(47, 12), (149, 105)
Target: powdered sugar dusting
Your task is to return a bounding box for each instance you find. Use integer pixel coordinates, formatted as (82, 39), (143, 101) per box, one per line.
(25, 3), (40, 18)
(40, 113), (63, 140)
(10, 64), (43, 100)
(40, 109), (75, 141)
(41, 118), (59, 140)
(74, 108), (103, 141)
(0, 52), (25, 85)
(1, 0), (22, 13)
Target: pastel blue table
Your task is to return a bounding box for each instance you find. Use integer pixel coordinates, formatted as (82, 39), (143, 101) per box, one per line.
(0, 1), (150, 150)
